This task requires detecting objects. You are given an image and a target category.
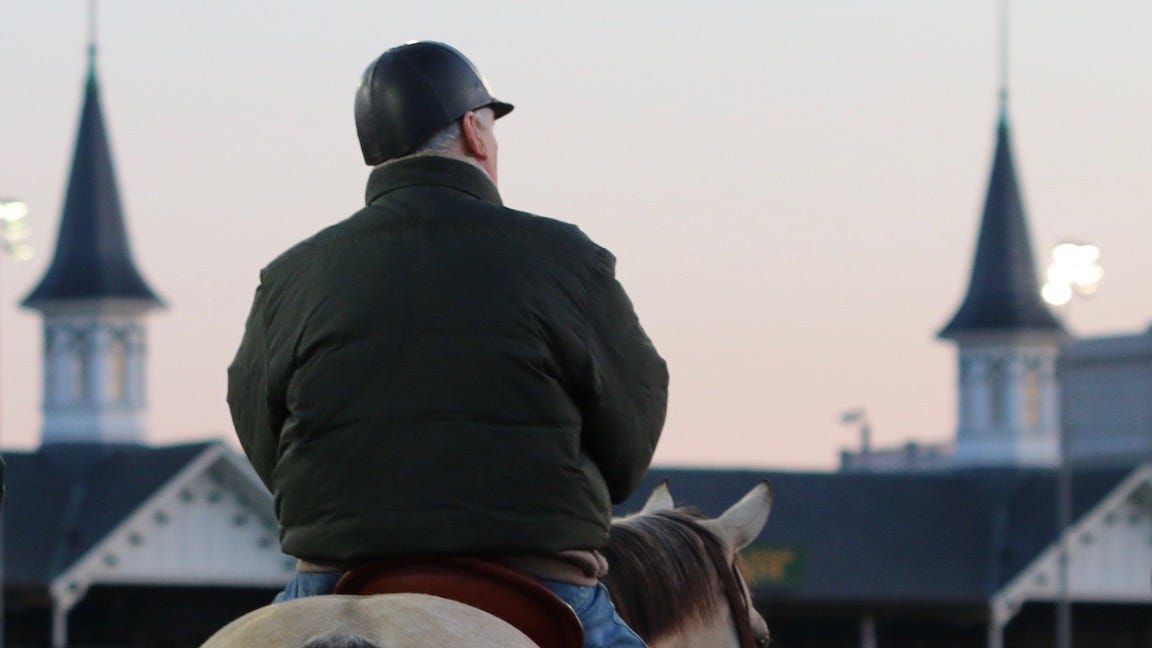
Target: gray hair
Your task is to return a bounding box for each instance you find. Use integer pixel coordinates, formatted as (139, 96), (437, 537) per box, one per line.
(412, 106), (494, 156)
(382, 108), (493, 175)
(414, 121), (462, 155)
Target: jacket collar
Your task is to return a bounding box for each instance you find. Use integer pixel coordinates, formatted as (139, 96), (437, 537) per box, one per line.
(365, 155), (503, 207)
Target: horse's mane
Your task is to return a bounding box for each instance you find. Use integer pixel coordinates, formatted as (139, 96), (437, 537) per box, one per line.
(602, 507), (744, 643)
(301, 634), (382, 648)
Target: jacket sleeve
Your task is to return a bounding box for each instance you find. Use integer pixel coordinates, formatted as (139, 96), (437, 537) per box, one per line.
(227, 281), (285, 492)
(581, 249), (669, 503)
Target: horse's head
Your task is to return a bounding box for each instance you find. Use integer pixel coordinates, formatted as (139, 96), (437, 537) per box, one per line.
(603, 480), (772, 648)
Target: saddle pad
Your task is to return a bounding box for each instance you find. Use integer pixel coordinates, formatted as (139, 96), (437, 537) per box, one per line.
(334, 556), (584, 648)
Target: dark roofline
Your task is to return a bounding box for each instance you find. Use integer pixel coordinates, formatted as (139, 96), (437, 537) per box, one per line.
(616, 465), (1129, 605)
(2, 442), (216, 588)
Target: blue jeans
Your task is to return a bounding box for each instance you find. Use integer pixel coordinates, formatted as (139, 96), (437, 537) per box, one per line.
(273, 570), (343, 601)
(536, 578), (646, 648)
(274, 570), (647, 648)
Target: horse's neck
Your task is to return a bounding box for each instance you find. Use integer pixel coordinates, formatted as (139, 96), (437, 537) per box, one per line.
(606, 510), (746, 648)
(647, 608), (739, 648)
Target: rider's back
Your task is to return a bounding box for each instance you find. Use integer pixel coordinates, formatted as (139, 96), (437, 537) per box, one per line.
(229, 155), (667, 566)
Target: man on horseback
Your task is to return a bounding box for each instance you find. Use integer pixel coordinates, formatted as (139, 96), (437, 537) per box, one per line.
(227, 41), (668, 647)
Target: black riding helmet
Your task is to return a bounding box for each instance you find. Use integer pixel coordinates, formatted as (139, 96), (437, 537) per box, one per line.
(355, 41), (514, 166)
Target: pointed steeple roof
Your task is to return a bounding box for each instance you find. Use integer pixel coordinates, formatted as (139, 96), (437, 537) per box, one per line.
(23, 49), (162, 309)
(938, 111), (1061, 338)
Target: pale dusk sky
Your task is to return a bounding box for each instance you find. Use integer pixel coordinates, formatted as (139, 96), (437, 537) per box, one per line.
(1, 1), (1149, 468)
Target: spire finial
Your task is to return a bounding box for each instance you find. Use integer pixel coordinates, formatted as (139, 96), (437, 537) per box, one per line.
(87, 0), (98, 69)
(998, 0), (1010, 116)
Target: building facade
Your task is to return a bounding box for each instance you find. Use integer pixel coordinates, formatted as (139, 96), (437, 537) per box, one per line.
(1, 44), (291, 648)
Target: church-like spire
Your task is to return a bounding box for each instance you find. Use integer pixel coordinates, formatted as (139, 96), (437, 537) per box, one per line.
(21, 34), (163, 446)
(935, 1), (1064, 468)
(938, 112), (1061, 338)
(940, 0), (1058, 338)
(22, 44), (162, 308)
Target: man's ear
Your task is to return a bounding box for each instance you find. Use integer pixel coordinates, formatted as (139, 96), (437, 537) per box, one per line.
(460, 111), (490, 160)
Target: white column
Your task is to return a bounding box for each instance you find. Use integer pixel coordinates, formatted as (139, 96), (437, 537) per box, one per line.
(860, 615), (877, 648)
(987, 620), (1002, 648)
(51, 599), (68, 648)
(85, 322), (101, 407)
(1004, 352), (1023, 430)
(127, 321), (147, 408)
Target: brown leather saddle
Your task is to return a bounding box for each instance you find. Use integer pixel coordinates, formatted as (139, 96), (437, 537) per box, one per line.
(334, 556), (584, 648)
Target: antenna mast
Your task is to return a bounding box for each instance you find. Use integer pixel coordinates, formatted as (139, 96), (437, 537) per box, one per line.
(88, 0), (98, 62)
(998, 0), (1010, 112)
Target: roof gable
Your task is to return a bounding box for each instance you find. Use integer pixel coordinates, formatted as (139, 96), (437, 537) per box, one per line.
(50, 443), (291, 611)
(3, 442), (212, 587)
(993, 464), (1152, 622)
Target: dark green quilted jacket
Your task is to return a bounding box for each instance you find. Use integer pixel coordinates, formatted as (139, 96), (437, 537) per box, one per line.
(227, 156), (668, 565)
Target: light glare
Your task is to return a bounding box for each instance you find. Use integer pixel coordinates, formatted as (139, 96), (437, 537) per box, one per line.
(0, 198), (28, 223)
(1042, 282), (1072, 306)
(1042, 242), (1102, 306)
(0, 198), (32, 259)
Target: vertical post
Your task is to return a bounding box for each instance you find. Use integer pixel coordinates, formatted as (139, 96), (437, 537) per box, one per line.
(860, 615), (877, 648)
(0, 507), (5, 648)
(1055, 427), (1072, 647)
(987, 617), (1003, 648)
(1055, 312), (1072, 648)
(52, 600), (68, 648)
(89, 0), (98, 50)
(0, 203), (9, 648)
(1043, 241), (1100, 647)
(1, 325), (5, 648)
(988, 595), (1030, 648)
(1, 169), (34, 648)
(1, 215), (6, 648)
(998, 0), (1010, 109)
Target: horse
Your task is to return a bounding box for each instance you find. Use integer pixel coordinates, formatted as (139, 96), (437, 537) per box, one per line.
(604, 480), (772, 647)
(201, 481), (773, 647)
(200, 593), (537, 647)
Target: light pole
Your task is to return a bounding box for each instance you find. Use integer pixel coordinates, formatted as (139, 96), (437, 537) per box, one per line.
(1041, 241), (1102, 648)
(0, 196), (31, 648)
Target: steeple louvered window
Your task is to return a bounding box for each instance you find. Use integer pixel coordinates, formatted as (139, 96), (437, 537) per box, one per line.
(108, 334), (127, 402)
(988, 357), (1006, 425)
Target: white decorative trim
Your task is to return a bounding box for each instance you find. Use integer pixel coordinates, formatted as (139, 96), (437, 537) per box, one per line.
(49, 442), (289, 612)
(28, 298), (163, 317)
(991, 463), (1152, 623)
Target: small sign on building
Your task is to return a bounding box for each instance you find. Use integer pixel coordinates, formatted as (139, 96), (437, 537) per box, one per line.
(743, 545), (806, 587)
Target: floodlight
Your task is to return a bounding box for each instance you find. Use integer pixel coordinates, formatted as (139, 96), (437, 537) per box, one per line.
(0, 197), (32, 259)
(1042, 242), (1102, 306)
(0, 198), (28, 223)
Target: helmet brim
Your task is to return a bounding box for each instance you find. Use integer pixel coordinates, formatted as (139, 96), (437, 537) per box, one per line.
(488, 100), (514, 119)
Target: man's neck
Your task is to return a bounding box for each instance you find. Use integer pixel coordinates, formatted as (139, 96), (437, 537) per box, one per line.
(387, 151), (495, 185)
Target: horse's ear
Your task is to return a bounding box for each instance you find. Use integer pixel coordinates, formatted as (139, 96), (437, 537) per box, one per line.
(702, 480), (772, 552)
(640, 479), (675, 514)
